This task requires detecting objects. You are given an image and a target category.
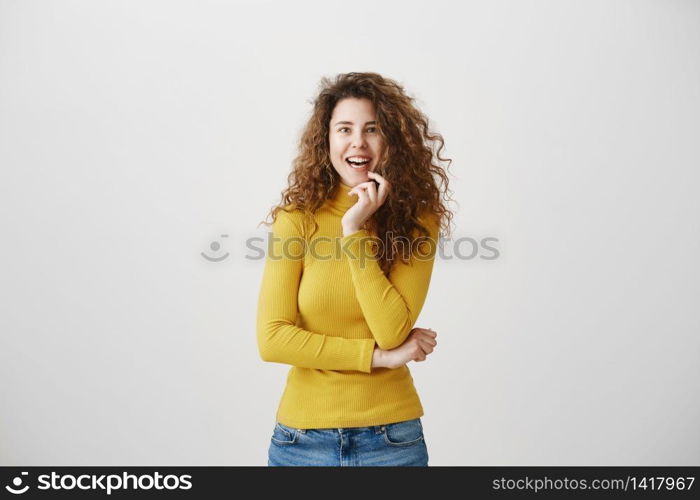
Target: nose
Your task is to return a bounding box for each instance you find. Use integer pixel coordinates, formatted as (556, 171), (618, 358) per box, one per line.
(350, 131), (368, 149)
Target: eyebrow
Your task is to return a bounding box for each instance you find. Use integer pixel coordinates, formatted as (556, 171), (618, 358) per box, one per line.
(334, 120), (377, 126)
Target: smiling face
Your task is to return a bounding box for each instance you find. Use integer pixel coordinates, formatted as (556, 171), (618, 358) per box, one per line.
(328, 97), (384, 187)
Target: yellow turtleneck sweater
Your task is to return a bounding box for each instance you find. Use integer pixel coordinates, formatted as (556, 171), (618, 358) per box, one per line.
(256, 180), (439, 429)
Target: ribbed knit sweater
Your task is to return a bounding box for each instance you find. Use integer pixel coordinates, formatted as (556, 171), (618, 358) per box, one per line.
(256, 180), (439, 429)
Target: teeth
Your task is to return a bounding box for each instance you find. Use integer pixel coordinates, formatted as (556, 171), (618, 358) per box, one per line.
(347, 156), (371, 162)
(347, 158), (370, 167)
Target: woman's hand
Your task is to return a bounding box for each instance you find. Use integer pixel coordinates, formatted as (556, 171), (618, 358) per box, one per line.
(342, 171), (391, 236)
(371, 328), (438, 369)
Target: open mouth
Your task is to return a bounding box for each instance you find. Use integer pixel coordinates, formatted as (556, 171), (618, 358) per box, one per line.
(346, 157), (372, 169)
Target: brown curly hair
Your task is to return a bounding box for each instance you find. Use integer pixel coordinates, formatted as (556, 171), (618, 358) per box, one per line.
(260, 71), (456, 276)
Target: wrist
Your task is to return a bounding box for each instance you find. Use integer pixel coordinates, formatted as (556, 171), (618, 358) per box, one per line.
(371, 347), (385, 368)
(343, 225), (361, 237)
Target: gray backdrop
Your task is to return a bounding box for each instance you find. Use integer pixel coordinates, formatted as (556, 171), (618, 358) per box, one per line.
(1, 0), (698, 465)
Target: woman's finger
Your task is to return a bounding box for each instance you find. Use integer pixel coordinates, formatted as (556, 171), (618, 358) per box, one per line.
(417, 340), (434, 355)
(365, 181), (378, 205)
(419, 335), (437, 347)
(349, 184), (369, 200)
(354, 187), (369, 204)
(419, 327), (437, 334)
(419, 336), (436, 350)
(348, 181), (375, 193)
(416, 328), (437, 339)
(367, 171), (390, 203)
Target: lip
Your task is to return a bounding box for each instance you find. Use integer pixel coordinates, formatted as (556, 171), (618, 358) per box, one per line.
(345, 157), (372, 171)
(348, 163), (369, 171)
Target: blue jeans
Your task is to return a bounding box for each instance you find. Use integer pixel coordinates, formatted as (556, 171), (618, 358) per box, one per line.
(267, 417), (429, 466)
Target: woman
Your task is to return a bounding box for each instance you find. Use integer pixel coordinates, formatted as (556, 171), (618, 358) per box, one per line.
(256, 72), (454, 466)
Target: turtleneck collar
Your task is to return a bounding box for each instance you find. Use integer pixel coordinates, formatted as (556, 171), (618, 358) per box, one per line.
(325, 180), (358, 212)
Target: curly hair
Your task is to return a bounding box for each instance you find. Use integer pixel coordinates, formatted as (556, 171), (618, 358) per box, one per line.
(260, 71), (456, 276)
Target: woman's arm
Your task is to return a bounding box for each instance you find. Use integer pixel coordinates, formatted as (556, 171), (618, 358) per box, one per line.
(341, 212), (440, 351)
(256, 209), (376, 373)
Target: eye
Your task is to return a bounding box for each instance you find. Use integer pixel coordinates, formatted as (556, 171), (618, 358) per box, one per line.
(338, 127), (377, 133)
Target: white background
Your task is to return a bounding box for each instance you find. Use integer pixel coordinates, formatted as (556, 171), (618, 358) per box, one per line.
(1, 0), (698, 465)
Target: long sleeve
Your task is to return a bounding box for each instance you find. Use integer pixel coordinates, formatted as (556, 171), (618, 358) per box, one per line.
(256, 208), (376, 373)
(341, 212), (440, 351)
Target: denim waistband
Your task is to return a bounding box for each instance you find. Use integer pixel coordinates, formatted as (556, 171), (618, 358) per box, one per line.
(280, 417), (421, 434)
